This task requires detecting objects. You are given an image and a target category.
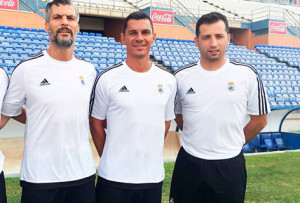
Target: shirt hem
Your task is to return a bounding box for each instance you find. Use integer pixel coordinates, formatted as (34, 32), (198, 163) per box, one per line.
(20, 174), (96, 190)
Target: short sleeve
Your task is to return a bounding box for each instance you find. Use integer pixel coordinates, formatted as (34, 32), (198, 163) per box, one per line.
(247, 72), (270, 115)
(174, 75), (182, 115)
(174, 92), (182, 115)
(0, 68), (9, 122)
(165, 78), (177, 121)
(90, 75), (109, 120)
(2, 65), (26, 117)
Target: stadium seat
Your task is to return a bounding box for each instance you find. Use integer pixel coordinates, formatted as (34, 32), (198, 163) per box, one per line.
(271, 133), (285, 150)
(260, 133), (276, 151)
(249, 134), (266, 152)
(242, 143), (253, 153)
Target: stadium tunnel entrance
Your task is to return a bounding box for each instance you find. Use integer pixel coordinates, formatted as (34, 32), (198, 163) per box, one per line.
(79, 15), (125, 42)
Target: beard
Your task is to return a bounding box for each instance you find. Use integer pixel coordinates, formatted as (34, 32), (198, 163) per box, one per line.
(49, 27), (75, 48)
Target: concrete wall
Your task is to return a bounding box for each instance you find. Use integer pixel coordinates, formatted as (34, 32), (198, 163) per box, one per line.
(154, 24), (195, 40)
(250, 34), (300, 50)
(0, 10), (45, 29)
(230, 28), (252, 49)
(250, 34), (269, 50)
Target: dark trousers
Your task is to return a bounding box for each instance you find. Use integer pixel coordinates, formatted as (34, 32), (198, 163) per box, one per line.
(170, 147), (247, 203)
(21, 180), (95, 203)
(0, 171), (7, 203)
(96, 176), (162, 203)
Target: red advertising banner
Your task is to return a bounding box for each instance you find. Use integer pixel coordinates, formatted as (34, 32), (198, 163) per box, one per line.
(0, 0), (18, 11)
(269, 21), (287, 35)
(150, 9), (174, 25)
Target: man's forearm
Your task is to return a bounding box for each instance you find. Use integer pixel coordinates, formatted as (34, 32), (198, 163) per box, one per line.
(0, 114), (10, 129)
(90, 117), (106, 157)
(244, 114), (268, 143)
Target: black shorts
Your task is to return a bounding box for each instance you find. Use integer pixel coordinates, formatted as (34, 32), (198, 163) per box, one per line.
(0, 171), (7, 203)
(21, 175), (95, 203)
(96, 176), (162, 203)
(170, 147), (247, 203)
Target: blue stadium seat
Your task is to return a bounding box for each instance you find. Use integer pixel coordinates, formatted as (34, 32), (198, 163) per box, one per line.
(242, 143), (253, 153)
(260, 133), (275, 151)
(14, 56), (23, 64)
(271, 133), (285, 150)
(248, 135), (265, 152)
(9, 50), (19, 57)
(99, 63), (107, 70)
(267, 90), (276, 97)
(19, 50), (29, 58)
(0, 50), (9, 57)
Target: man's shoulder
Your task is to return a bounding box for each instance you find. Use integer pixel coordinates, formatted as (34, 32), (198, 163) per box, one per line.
(0, 67), (6, 76)
(12, 51), (45, 74)
(94, 62), (123, 83)
(0, 67), (8, 81)
(74, 56), (93, 66)
(21, 51), (45, 65)
(228, 59), (258, 75)
(174, 62), (198, 78)
(153, 64), (176, 79)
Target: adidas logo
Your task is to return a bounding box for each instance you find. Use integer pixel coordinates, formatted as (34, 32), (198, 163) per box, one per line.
(40, 79), (51, 86)
(119, 86), (129, 92)
(186, 88), (195, 94)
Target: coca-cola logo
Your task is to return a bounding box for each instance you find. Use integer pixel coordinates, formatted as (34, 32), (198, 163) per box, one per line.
(0, 0), (15, 7)
(151, 13), (173, 23)
(270, 24), (286, 32)
(150, 10), (174, 25)
(269, 22), (287, 35)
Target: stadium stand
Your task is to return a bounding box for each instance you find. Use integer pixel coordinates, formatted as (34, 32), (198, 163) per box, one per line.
(256, 44), (300, 68)
(0, 25), (299, 111)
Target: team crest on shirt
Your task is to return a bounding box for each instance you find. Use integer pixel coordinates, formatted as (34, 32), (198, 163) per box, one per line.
(169, 197), (174, 203)
(227, 82), (235, 94)
(79, 76), (85, 86)
(158, 84), (164, 94)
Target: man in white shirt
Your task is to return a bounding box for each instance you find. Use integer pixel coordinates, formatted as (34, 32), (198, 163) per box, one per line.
(1, 1), (96, 202)
(0, 67), (9, 203)
(169, 12), (270, 203)
(90, 12), (177, 203)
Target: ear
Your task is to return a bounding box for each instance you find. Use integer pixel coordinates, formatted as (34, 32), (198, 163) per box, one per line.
(227, 33), (231, 44)
(152, 32), (156, 44)
(77, 23), (80, 34)
(194, 36), (199, 46)
(120, 33), (125, 45)
(45, 22), (49, 33)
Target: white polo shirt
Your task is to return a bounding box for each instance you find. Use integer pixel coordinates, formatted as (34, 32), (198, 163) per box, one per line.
(2, 51), (96, 183)
(0, 68), (9, 173)
(175, 59), (270, 160)
(90, 62), (177, 184)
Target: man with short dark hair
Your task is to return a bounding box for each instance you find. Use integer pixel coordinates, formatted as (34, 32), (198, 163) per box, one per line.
(1, 0), (96, 202)
(90, 11), (176, 203)
(169, 12), (270, 203)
